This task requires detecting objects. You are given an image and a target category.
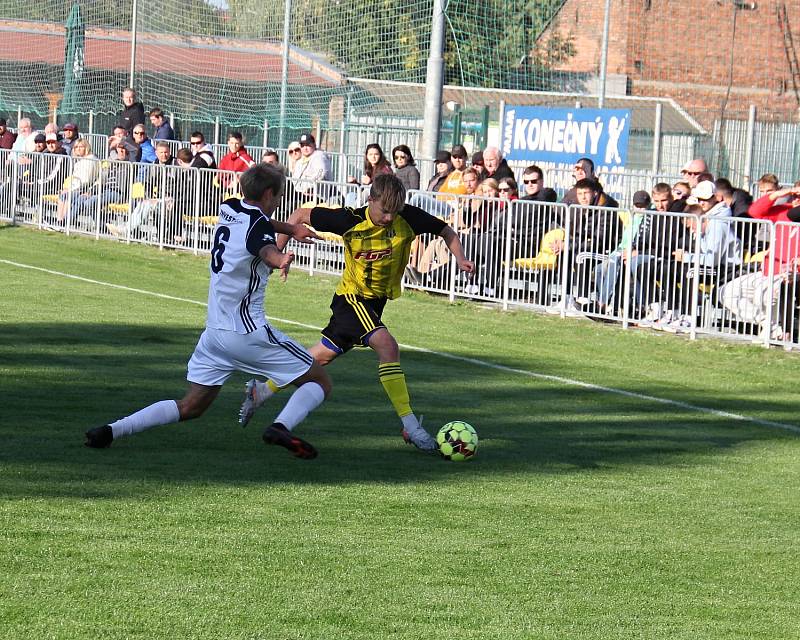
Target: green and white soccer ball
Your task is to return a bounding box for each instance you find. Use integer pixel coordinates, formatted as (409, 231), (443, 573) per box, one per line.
(436, 421), (478, 461)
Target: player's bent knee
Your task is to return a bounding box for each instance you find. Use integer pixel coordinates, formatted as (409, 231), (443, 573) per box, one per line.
(368, 328), (399, 361)
(294, 362), (332, 397)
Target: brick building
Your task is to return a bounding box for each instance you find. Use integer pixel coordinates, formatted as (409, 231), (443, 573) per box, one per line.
(536, 0), (800, 128)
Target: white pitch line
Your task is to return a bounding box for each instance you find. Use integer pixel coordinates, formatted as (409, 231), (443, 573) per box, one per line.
(3, 258), (799, 435)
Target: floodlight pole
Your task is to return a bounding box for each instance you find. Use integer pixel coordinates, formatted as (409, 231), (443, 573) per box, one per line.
(421, 0), (445, 159)
(598, 0), (611, 109)
(129, 0), (138, 88)
(279, 0), (292, 148)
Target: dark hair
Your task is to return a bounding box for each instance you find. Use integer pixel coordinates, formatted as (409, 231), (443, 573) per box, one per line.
(575, 177), (599, 192)
(498, 176), (518, 196)
(240, 163), (285, 201)
(575, 157), (595, 175)
(190, 131), (205, 143)
(176, 148), (193, 163)
(697, 171), (714, 183)
(714, 178), (734, 199)
(523, 164), (544, 179)
(149, 107), (164, 119)
(228, 131), (244, 142)
(363, 143), (391, 178)
(369, 173), (406, 214)
(391, 144), (415, 167)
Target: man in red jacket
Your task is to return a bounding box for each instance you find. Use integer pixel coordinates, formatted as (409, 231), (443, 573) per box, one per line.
(218, 131), (256, 191)
(720, 182), (800, 342)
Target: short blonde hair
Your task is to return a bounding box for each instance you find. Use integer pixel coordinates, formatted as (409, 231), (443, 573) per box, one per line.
(72, 137), (93, 155)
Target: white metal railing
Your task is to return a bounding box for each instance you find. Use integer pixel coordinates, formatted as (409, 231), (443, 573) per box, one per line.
(2, 148), (797, 351)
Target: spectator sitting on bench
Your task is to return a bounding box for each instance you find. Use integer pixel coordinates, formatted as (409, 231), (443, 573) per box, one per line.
(720, 181), (800, 341)
(56, 138), (98, 224)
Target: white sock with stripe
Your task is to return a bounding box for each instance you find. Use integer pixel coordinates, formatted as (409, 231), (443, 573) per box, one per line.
(274, 382), (325, 431)
(109, 400), (181, 439)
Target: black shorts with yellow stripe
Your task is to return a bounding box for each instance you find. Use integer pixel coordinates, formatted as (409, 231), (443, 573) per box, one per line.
(320, 293), (388, 354)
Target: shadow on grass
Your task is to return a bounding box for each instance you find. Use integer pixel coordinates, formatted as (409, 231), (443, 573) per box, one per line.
(1, 322), (796, 499)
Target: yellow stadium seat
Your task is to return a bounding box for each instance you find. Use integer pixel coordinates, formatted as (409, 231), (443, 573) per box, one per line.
(108, 182), (147, 214)
(514, 228), (565, 270)
(41, 176), (76, 205)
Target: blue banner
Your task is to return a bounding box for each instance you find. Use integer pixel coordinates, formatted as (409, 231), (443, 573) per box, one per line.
(501, 106), (630, 168)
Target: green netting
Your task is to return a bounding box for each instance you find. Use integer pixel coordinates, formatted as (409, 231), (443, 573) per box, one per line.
(0, 0), (574, 127)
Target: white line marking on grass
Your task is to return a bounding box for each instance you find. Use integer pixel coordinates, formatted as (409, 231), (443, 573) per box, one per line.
(4, 258), (799, 435)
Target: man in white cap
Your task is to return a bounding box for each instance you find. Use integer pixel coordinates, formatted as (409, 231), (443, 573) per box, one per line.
(291, 132), (332, 198)
(689, 180), (731, 218)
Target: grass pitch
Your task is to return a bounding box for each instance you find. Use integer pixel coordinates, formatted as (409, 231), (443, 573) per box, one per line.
(1, 225), (799, 639)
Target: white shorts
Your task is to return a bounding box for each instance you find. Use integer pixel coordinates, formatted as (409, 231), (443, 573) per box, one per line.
(187, 324), (314, 387)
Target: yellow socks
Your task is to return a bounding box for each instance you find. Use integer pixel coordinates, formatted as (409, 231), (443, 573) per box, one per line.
(378, 362), (412, 418)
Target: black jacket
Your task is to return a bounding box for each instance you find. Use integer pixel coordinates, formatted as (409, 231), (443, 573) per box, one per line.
(118, 102), (146, 132)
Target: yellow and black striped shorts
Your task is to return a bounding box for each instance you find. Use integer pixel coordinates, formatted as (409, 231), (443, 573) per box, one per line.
(320, 293), (388, 353)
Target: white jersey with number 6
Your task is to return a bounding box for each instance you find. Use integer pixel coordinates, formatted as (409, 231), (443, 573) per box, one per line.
(206, 198), (277, 334)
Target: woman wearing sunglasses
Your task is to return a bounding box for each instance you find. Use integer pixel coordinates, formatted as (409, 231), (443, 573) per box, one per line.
(391, 144), (419, 191)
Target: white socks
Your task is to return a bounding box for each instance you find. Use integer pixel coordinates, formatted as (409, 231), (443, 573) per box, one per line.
(110, 400), (180, 439)
(274, 382), (325, 431)
(401, 413), (420, 432)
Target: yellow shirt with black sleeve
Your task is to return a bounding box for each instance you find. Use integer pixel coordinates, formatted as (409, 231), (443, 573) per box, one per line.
(310, 204), (446, 300)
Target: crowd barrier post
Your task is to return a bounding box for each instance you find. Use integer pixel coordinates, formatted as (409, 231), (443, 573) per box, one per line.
(500, 202), (514, 311)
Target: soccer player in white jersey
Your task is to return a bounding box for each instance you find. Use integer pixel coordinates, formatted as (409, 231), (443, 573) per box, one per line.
(85, 164), (331, 459)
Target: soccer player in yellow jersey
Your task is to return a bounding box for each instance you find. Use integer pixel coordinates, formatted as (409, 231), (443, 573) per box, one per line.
(240, 173), (474, 450)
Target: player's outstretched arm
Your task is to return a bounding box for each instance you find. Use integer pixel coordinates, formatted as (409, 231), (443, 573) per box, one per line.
(259, 245), (295, 282)
(439, 225), (475, 273)
(270, 216), (318, 248)
(275, 206), (315, 250)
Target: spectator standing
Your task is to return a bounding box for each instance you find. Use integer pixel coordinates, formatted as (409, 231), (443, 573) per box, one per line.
(148, 108), (175, 141)
(291, 133), (332, 197)
(189, 131), (217, 169)
(519, 165), (557, 203)
(61, 122), (79, 156)
(119, 87), (146, 132)
(0, 118), (16, 149)
(481, 146), (514, 182)
(391, 144), (419, 192)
